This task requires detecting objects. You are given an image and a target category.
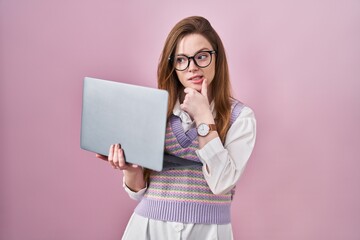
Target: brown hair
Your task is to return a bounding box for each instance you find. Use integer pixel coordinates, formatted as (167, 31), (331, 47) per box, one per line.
(157, 16), (233, 143)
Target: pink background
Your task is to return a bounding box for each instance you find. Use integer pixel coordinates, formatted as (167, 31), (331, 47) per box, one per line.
(1, 0), (359, 239)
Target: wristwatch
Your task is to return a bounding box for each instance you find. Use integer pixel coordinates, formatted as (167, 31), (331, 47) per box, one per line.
(197, 123), (217, 137)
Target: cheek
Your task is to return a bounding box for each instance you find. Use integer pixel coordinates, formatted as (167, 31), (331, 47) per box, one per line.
(176, 72), (187, 86)
(205, 66), (216, 83)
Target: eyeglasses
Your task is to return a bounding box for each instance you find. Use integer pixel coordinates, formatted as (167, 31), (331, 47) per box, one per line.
(169, 50), (216, 71)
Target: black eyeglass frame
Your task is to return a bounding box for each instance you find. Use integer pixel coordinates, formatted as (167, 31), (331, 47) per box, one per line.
(169, 50), (216, 71)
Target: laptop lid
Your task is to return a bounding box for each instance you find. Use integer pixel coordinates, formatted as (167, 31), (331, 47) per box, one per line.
(80, 77), (168, 171)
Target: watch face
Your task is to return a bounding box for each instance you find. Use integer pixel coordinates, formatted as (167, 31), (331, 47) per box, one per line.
(197, 123), (210, 137)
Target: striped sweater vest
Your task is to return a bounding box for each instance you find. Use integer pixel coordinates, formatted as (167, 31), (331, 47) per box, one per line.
(134, 100), (244, 224)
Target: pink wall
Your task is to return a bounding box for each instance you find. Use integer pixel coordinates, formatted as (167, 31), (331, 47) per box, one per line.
(1, 1), (359, 239)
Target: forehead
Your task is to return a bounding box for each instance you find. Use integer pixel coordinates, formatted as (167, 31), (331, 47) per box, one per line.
(176, 34), (212, 55)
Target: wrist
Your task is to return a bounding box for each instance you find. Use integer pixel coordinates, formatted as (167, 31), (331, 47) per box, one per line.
(124, 179), (146, 192)
(197, 123), (217, 137)
(123, 169), (146, 191)
(194, 111), (214, 125)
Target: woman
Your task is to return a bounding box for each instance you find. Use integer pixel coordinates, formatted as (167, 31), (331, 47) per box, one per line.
(97, 16), (256, 239)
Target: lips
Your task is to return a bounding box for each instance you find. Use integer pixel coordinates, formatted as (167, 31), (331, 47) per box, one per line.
(188, 75), (203, 84)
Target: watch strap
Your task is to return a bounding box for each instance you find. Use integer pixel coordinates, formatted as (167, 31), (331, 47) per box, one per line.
(208, 124), (217, 132)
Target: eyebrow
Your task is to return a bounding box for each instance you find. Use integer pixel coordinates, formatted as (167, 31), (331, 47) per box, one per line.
(175, 47), (211, 56)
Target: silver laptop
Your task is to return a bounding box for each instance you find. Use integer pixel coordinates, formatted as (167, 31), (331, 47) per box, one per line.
(80, 77), (202, 171)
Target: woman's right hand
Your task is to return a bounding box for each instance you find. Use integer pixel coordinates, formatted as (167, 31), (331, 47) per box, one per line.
(96, 144), (146, 192)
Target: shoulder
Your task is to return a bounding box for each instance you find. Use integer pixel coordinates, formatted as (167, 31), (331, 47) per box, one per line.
(225, 102), (256, 146)
(238, 106), (255, 120)
(229, 98), (255, 124)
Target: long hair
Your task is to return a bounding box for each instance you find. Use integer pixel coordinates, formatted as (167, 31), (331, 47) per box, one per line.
(158, 16), (233, 143)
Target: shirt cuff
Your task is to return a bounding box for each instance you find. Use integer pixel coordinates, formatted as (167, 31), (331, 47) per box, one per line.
(122, 177), (147, 201)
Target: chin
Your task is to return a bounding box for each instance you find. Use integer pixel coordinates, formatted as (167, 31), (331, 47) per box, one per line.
(192, 85), (202, 92)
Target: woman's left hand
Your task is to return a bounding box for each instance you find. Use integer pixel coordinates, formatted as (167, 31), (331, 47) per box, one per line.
(180, 79), (214, 124)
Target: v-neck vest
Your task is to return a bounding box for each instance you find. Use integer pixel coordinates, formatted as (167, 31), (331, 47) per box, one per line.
(134, 100), (244, 224)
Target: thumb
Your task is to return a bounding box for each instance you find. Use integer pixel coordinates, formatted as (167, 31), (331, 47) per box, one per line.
(201, 79), (208, 99)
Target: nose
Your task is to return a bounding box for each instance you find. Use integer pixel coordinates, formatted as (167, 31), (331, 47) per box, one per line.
(188, 58), (198, 72)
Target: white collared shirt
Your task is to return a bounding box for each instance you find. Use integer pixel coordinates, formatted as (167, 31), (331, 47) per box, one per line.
(121, 100), (256, 239)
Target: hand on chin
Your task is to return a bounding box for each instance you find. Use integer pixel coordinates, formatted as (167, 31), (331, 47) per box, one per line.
(189, 81), (203, 93)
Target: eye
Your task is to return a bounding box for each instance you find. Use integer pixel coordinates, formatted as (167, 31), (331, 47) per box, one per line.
(195, 52), (209, 61)
(175, 56), (187, 63)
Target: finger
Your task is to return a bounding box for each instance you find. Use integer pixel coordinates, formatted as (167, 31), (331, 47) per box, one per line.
(108, 145), (117, 168)
(184, 87), (196, 95)
(180, 101), (188, 111)
(96, 154), (108, 161)
(118, 148), (127, 169)
(130, 164), (141, 169)
(180, 93), (188, 110)
(113, 144), (119, 168)
(180, 103), (185, 110)
(201, 79), (208, 99)
(108, 144), (114, 161)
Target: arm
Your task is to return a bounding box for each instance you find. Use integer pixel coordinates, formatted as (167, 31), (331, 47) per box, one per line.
(178, 80), (256, 195)
(96, 144), (147, 200)
(123, 176), (147, 201)
(196, 107), (256, 195)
